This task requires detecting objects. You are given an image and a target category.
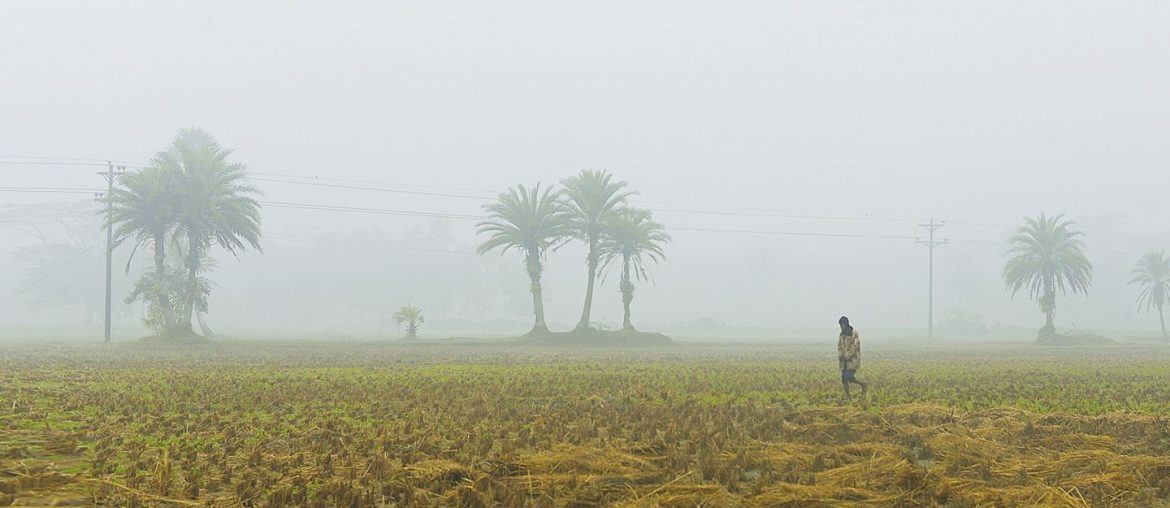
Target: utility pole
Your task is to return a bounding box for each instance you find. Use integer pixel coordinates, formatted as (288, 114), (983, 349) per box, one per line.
(97, 163), (124, 344)
(916, 218), (947, 340)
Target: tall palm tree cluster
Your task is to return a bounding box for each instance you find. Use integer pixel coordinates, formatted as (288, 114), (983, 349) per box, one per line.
(1002, 213), (1170, 340)
(476, 170), (670, 336)
(109, 128), (262, 338)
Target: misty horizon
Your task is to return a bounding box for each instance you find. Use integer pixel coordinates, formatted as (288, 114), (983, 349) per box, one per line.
(3, 1), (1168, 338)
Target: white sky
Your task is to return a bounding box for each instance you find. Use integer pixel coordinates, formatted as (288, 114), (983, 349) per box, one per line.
(2, 1), (1168, 334)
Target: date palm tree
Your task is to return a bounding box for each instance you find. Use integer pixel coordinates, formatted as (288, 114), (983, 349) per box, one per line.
(1130, 251), (1170, 338)
(393, 304), (424, 340)
(168, 235), (219, 337)
(600, 208), (670, 331)
(109, 165), (180, 335)
(124, 250), (210, 338)
(477, 183), (568, 335)
(561, 170), (634, 330)
(165, 128), (262, 334)
(1002, 213), (1093, 337)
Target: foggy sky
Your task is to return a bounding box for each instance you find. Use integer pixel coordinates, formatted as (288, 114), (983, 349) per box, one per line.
(3, 1), (1168, 336)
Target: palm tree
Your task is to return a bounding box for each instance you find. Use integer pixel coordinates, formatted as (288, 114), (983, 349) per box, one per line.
(476, 184), (568, 335)
(164, 128), (262, 334)
(124, 258), (209, 338)
(393, 304), (424, 340)
(109, 165), (180, 335)
(1130, 251), (1170, 338)
(1002, 213), (1093, 337)
(123, 265), (184, 336)
(168, 235), (219, 337)
(561, 170), (635, 330)
(600, 208), (670, 331)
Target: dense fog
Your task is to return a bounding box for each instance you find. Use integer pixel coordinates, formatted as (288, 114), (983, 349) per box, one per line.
(3, 1), (1168, 340)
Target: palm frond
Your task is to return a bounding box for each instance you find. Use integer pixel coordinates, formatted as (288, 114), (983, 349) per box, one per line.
(1130, 251), (1170, 314)
(1002, 212), (1094, 320)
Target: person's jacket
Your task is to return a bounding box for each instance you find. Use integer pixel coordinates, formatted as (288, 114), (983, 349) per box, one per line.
(837, 330), (861, 371)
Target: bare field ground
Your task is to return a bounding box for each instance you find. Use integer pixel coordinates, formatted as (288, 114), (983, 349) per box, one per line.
(1, 340), (1169, 506)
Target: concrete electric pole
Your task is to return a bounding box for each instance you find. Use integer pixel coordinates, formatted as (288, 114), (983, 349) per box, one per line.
(97, 163), (124, 344)
(916, 218), (947, 340)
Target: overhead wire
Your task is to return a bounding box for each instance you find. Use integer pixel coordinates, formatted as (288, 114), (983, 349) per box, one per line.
(248, 171), (496, 195)
(651, 208), (924, 223)
(0, 158), (950, 226)
(4, 158), (1163, 244)
(0, 155), (143, 164)
(268, 234), (481, 255)
(0, 160), (112, 167)
(249, 177), (493, 201)
(0, 186), (103, 194)
(259, 201), (483, 221)
(0, 162), (1074, 246)
(0, 184), (1009, 243)
(249, 173), (935, 224)
(670, 226), (919, 241)
(0, 244), (97, 308)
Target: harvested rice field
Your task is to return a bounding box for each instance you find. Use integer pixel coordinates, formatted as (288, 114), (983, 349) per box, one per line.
(1, 340), (1169, 507)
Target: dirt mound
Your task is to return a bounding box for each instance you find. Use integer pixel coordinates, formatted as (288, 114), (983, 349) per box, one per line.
(133, 332), (216, 347)
(1036, 330), (1116, 346)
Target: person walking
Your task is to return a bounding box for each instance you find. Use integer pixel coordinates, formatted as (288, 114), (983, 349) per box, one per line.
(837, 316), (868, 405)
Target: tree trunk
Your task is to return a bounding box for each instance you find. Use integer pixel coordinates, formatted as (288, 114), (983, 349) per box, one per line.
(1043, 282), (1056, 331)
(153, 231), (175, 336)
(174, 235), (203, 335)
(196, 311), (216, 337)
(621, 253), (634, 331)
(1160, 305), (1166, 339)
(526, 253), (549, 335)
(576, 232), (598, 330)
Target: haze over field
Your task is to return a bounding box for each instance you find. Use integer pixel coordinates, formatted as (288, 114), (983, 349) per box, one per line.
(5, 5), (1170, 507)
(2, 1), (1168, 338)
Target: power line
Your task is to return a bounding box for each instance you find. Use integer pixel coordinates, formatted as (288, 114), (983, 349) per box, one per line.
(9, 158), (1166, 241)
(650, 207), (923, 223)
(264, 200), (935, 241)
(269, 233), (912, 269)
(1, 184), (1042, 246)
(948, 237), (1003, 246)
(0, 159), (943, 226)
(0, 155), (143, 165)
(250, 171), (926, 221)
(269, 234), (481, 255)
(249, 172), (496, 195)
(948, 220), (1012, 230)
(0, 160), (111, 167)
(250, 176), (928, 224)
(249, 177), (493, 201)
(644, 200), (927, 221)
(0, 187), (103, 194)
(246, 171), (935, 224)
(259, 201), (483, 221)
(669, 226), (918, 240)
(0, 155), (109, 162)
(0, 244), (97, 308)
(252, 171), (926, 222)
(0, 185), (978, 242)
(270, 233), (596, 263)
